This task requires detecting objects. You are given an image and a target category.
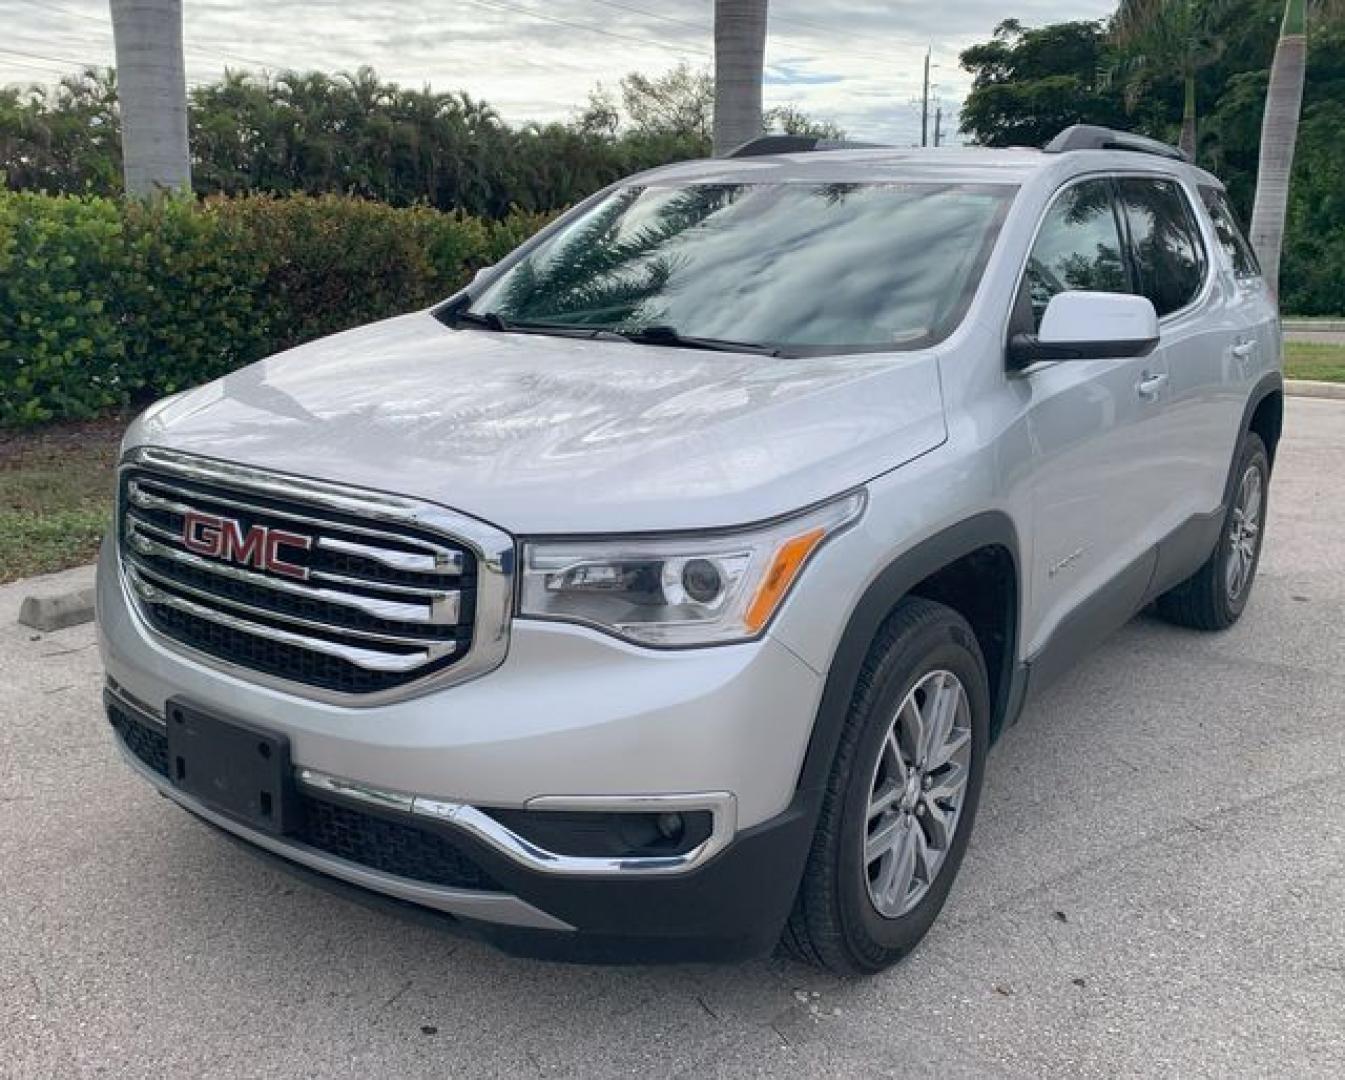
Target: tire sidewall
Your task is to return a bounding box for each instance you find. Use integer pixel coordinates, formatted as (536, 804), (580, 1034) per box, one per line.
(834, 615), (991, 966)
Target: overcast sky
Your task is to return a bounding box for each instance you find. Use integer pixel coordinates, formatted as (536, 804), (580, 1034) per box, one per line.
(1, 1), (1114, 145)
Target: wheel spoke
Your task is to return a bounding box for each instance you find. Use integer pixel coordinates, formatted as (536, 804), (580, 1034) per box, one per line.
(865, 813), (904, 865)
(898, 695), (925, 764)
(920, 673), (958, 765)
(868, 779), (901, 821)
(912, 822), (936, 885)
(880, 821), (918, 908)
(926, 761), (968, 805)
(885, 729), (908, 783)
(926, 724), (970, 772)
(1244, 473), (1262, 522)
(920, 796), (954, 850)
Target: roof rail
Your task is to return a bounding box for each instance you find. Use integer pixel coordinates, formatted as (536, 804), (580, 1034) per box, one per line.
(1044, 124), (1189, 163)
(724, 135), (890, 158)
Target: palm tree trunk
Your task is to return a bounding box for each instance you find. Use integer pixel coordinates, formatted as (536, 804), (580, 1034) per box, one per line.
(1179, 72), (1197, 159)
(713, 0), (769, 156)
(110, 0), (191, 197)
(1249, 0), (1308, 298)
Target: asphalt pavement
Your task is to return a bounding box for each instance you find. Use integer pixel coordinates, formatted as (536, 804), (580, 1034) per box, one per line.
(2, 398), (1342, 1079)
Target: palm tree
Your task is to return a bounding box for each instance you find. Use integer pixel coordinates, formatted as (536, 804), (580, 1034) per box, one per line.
(1109, 0), (1222, 160)
(109, 0), (191, 197)
(1249, 0), (1313, 297)
(712, 0), (769, 156)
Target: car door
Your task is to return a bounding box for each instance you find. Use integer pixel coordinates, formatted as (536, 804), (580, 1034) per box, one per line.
(1114, 175), (1239, 531)
(1015, 176), (1172, 667)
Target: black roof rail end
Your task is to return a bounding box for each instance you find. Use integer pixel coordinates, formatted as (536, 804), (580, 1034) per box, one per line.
(1044, 124), (1190, 163)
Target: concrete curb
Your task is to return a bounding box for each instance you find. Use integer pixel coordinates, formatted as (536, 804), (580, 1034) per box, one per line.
(1284, 319), (1345, 333)
(1285, 379), (1345, 401)
(9, 563), (98, 632)
(18, 586), (96, 632)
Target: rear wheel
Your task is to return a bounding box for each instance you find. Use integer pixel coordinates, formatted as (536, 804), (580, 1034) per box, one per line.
(783, 598), (989, 976)
(1156, 431), (1269, 631)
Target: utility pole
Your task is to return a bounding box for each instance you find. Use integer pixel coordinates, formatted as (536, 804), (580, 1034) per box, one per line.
(920, 47), (931, 147)
(934, 104), (943, 147)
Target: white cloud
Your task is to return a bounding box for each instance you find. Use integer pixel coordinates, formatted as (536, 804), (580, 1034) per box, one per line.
(0, 0), (1115, 145)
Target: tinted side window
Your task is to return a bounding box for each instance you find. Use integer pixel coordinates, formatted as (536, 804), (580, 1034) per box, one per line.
(1117, 178), (1207, 317)
(1024, 179), (1129, 330)
(1199, 186), (1260, 278)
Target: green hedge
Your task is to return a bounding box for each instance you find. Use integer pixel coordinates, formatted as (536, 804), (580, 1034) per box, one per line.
(0, 192), (555, 427)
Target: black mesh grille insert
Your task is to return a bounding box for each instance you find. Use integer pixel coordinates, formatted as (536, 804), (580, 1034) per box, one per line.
(107, 703), (498, 892)
(148, 603), (451, 696)
(108, 701), (170, 777)
(297, 798), (499, 891)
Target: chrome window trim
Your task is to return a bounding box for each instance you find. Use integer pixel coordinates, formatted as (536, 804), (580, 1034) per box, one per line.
(299, 768), (739, 878)
(117, 446), (515, 706)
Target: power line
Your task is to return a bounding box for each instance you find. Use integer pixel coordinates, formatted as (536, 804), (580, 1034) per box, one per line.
(0, 45), (105, 68)
(7, 0), (302, 72)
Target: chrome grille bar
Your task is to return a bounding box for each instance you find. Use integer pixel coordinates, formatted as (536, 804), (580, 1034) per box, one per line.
(128, 478), (465, 573)
(123, 526), (459, 625)
(125, 570), (440, 674)
(126, 563), (460, 658)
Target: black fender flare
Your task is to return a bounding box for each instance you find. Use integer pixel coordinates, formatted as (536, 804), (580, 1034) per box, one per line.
(1222, 371), (1284, 510)
(793, 511), (1023, 802)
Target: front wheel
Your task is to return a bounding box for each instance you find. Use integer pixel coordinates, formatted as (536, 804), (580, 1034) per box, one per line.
(783, 598), (990, 976)
(1156, 431), (1270, 631)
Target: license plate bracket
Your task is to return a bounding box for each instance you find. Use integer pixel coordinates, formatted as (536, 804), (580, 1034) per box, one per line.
(165, 699), (297, 835)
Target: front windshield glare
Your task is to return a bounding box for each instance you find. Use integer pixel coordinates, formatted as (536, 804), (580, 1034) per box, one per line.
(469, 181), (1014, 354)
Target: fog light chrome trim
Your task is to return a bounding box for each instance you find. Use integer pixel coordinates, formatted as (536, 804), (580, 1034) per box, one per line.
(298, 769), (738, 878)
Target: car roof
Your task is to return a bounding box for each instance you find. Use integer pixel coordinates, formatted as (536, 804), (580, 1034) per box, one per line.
(627, 146), (1223, 191)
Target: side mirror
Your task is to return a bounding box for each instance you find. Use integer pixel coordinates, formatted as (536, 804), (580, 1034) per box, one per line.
(472, 265), (495, 285)
(1008, 291), (1159, 367)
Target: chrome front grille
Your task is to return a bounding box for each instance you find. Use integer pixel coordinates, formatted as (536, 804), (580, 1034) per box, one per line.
(117, 448), (514, 703)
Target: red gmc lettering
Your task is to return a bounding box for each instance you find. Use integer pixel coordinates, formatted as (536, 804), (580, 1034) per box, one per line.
(263, 529), (313, 580)
(179, 510), (311, 580)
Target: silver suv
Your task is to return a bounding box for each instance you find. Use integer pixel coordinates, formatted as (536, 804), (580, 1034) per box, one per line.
(97, 126), (1282, 975)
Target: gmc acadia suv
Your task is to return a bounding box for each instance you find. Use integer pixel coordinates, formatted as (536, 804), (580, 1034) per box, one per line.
(97, 126), (1283, 975)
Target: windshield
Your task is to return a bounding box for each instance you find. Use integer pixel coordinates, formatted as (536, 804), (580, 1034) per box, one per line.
(467, 181), (1015, 355)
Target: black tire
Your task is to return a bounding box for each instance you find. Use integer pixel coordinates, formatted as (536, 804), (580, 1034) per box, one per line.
(1155, 432), (1270, 632)
(783, 598), (990, 976)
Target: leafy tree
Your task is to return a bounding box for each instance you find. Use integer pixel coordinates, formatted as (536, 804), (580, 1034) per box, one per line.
(959, 21), (1129, 147)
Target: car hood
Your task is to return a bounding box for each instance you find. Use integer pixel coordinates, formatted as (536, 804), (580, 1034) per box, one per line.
(126, 312), (948, 534)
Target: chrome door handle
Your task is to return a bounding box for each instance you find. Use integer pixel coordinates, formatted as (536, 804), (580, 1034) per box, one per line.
(1136, 371), (1169, 399)
(1232, 341), (1256, 359)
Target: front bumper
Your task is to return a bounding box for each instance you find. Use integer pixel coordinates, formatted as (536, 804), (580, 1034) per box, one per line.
(98, 538), (825, 959)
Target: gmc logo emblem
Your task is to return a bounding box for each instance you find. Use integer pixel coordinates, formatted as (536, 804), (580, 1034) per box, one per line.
(181, 510), (313, 580)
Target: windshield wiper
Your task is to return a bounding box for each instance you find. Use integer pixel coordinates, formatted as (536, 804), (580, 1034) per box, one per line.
(453, 308), (510, 331)
(617, 325), (783, 357)
(452, 308), (626, 342)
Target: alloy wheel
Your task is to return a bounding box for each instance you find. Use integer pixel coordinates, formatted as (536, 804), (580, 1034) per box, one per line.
(863, 669), (973, 919)
(1226, 463), (1264, 602)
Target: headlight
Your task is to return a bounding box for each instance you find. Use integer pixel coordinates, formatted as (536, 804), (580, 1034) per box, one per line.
(519, 491), (865, 646)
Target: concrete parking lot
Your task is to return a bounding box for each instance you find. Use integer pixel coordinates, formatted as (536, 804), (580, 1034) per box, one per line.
(2, 397), (1342, 1079)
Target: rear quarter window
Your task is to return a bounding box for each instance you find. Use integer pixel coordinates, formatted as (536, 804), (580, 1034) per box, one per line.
(1199, 186), (1261, 279)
